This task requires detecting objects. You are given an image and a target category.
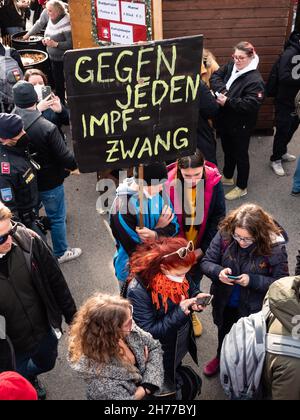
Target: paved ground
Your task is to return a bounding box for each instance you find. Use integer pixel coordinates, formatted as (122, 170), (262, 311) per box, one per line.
(40, 127), (300, 400)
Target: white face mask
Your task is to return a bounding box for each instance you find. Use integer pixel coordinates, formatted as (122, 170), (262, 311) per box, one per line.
(165, 274), (186, 283)
(34, 84), (44, 102)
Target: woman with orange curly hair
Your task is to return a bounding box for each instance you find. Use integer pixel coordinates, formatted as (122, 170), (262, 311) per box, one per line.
(126, 237), (210, 392)
(68, 293), (164, 400)
(200, 203), (289, 377)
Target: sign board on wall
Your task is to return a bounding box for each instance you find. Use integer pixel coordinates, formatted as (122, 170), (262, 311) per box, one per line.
(92, 0), (152, 45)
(64, 35), (203, 173)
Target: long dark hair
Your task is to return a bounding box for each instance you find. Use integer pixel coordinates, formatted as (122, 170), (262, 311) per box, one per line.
(177, 149), (205, 182)
(219, 203), (282, 256)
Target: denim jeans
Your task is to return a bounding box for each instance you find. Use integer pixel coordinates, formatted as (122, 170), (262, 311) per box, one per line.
(5, 27), (24, 35)
(39, 184), (68, 257)
(293, 157), (300, 193)
(15, 329), (58, 382)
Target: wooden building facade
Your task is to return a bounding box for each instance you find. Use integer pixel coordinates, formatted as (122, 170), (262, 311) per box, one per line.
(69, 0), (295, 131)
(162, 0), (295, 130)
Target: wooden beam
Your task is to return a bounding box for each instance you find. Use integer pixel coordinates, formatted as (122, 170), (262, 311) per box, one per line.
(152, 0), (163, 40)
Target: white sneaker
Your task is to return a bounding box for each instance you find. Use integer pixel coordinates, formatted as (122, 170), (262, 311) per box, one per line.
(271, 160), (285, 176)
(58, 248), (82, 264)
(282, 153), (297, 162)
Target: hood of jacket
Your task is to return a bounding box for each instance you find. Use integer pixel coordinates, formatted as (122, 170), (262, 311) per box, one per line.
(13, 107), (42, 131)
(115, 177), (139, 198)
(267, 276), (300, 334)
(284, 31), (300, 53)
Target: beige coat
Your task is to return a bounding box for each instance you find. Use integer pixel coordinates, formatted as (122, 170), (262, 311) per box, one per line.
(264, 276), (300, 400)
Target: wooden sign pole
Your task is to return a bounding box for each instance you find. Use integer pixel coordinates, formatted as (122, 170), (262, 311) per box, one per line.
(138, 0), (163, 229)
(152, 0), (163, 40)
(138, 164), (144, 228)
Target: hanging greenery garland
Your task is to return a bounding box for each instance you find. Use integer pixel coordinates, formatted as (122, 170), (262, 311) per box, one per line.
(91, 0), (152, 46)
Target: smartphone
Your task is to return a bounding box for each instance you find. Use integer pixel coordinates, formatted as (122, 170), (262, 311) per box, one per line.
(41, 85), (52, 100)
(227, 275), (241, 280)
(196, 295), (213, 307)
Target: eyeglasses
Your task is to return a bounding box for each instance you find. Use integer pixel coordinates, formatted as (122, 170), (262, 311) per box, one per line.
(232, 54), (248, 62)
(232, 233), (254, 245)
(0, 224), (16, 245)
(162, 241), (194, 259)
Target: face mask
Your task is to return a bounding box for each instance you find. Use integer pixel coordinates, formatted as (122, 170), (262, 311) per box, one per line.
(165, 274), (186, 283)
(34, 84), (44, 102)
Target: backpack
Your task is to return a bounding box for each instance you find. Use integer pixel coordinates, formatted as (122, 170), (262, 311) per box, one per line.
(220, 306), (300, 400)
(0, 315), (16, 373)
(176, 365), (202, 400)
(265, 56), (281, 98)
(0, 47), (23, 110)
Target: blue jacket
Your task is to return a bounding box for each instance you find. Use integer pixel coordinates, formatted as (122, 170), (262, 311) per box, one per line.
(200, 230), (289, 328)
(126, 276), (199, 383)
(110, 178), (179, 282)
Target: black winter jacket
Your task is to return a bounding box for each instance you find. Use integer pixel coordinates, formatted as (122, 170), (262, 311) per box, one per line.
(13, 223), (77, 330)
(210, 61), (265, 134)
(14, 108), (77, 191)
(276, 31), (300, 109)
(0, 143), (39, 217)
(197, 81), (219, 164)
(127, 277), (199, 383)
(200, 230), (289, 328)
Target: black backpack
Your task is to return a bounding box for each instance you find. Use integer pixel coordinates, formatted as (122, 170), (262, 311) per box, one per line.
(176, 365), (202, 400)
(0, 336), (16, 374)
(265, 56), (281, 98)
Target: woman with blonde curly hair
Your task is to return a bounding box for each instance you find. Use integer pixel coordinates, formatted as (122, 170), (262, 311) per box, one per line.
(200, 203), (289, 377)
(68, 293), (164, 400)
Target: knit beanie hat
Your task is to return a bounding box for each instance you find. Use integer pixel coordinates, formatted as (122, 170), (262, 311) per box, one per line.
(13, 81), (38, 109)
(0, 113), (24, 139)
(134, 162), (168, 186)
(0, 372), (38, 401)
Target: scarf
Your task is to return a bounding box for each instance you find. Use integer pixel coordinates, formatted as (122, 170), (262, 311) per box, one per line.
(150, 273), (190, 313)
(226, 54), (260, 91)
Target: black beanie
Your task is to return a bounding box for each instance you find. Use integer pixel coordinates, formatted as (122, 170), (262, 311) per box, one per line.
(0, 113), (23, 139)
(134, 162), (168, 186)
(13, 81), (38, 109)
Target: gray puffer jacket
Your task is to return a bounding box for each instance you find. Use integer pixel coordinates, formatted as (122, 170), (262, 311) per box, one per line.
(69, 323), (164, 400)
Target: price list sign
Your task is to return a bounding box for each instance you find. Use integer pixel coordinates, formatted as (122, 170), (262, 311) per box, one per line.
(93, 0), (151, 45)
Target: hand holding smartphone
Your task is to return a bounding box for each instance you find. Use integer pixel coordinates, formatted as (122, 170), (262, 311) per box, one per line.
(195, 295), (214, 307)
(41, 86), (52, 100)
(227, 275), (241, 281)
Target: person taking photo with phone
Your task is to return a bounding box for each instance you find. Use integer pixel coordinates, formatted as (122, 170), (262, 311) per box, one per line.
(200, 203), (289, 377)
(12, 80), (81, 264)
(126, 237), (210, 398)
(24, 68), (69, 137)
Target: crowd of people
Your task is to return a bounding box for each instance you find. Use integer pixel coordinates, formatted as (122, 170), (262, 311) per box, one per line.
(0, 4), (299, 400)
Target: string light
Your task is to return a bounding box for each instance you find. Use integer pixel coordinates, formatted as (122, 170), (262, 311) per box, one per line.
(91, 0), (152, 45)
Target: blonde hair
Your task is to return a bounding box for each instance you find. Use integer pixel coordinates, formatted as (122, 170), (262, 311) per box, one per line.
(46, 0), (67, 16)
(0, 204), (12, 222)
(68, 293), (133, 367)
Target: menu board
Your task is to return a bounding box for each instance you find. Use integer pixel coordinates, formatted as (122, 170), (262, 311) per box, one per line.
(93, 0), (151, 45)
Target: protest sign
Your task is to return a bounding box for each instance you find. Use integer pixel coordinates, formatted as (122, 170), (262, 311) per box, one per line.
(64, 35), (203, 173)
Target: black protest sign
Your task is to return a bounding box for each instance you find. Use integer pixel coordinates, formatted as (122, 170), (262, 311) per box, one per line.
(64, 35), (203, 173)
